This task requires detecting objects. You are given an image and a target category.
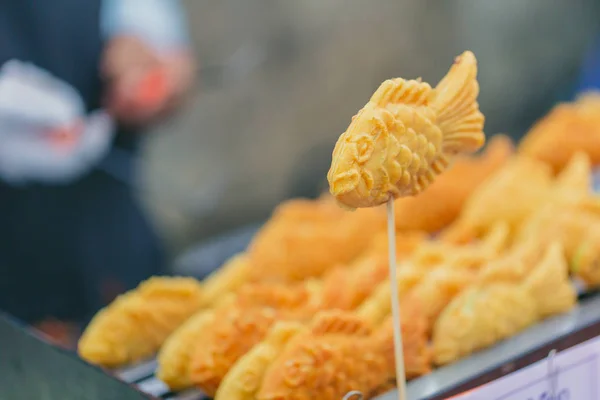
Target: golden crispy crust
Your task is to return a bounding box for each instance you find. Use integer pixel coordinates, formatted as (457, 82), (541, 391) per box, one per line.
(328, 51), (485, 208)
(433, 242), (576, 366)
(519, 93), (600, 173)
(257, 302), (430, 400)
(432, 283), (537, 366)
(215, 321), (304, 400)
(189, 283), (318, 396)
(247, 196), (386, 282)
(319, 231), (426, 311)
(78, 277), (204, 367)
(394, 134), (512, 233)
(156, 310), (215, 391)
(441, 156), (553, 243)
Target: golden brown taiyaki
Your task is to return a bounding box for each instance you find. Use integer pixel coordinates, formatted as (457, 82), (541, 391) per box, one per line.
(441, 156), (553, 244)
(257, 305), (430, 400)
(519, 91), (600, 173)
(433, 242), (575, 365)
(327, 51), (485, 209)
(393, 134), (513, 233)
(189, 282), (320, 396)
(215, 322), (304, 400)
(318, 230), (426, 311)
(247, 195), (386, 282)
(514, 153), (600, 286)
(78, 277), (204, 367)
(156, 310), (216, 391)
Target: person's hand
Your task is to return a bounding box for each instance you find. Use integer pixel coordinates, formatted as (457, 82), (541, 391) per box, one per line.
(101, 35), (195, 127)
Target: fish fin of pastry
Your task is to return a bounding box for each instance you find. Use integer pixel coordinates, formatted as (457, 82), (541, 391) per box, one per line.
(431, 154), (450, 174)
(370, 78), (433, 107)
(310, 310), (372, 336)
(432, 51), (485, 154)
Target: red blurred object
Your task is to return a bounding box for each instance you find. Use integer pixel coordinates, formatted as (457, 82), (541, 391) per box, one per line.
(44, 121), (83, 152)
(133, 67), (170, 111)
(33, 318), (80, 349)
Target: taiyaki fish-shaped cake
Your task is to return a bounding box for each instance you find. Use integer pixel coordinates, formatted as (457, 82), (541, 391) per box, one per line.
(247, 195), (385, 281)
(189, 282), (320, 396)
(328, 51), (485, 208)
(356, 266), (427, 325)
(519, 91), (600, 173)
(256, 306), (429, 400)
(215, 322), (304, 400)
(433, 242), (576, 365)
(441, 156), (553, 243)
(393, 134), (513, 233)
(78, 276), (204, 367)
(318, 230), (426, 310)
(157, 310), (216, 391)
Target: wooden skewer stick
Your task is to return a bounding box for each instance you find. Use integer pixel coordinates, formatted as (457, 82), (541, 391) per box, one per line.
(387, 198), (407, 400)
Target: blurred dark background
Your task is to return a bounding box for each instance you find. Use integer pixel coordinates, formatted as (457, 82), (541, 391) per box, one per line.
(139, 0), (600, 262)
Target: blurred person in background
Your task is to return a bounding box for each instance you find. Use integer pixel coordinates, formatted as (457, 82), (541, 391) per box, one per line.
(576, 36), (600, 94)
(0, 0), (195, 344)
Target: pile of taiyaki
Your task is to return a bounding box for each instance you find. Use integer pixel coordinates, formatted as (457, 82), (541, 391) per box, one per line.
(77, 51), (600, 400)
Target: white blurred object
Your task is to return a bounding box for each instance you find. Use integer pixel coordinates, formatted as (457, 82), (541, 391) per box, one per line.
(0, 60), (115, 185)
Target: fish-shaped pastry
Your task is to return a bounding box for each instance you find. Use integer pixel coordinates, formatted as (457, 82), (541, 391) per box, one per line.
(78, 276), (204, 367)
(536, 208), (600, 286)
(257, 306), (430, 400)
(157, 310), (216, 391)
(393, 134), (513, 233)
(327, 51), (485, 209)
(514, 153), (600, 286)
(215, 322), (304, 400)
(409, 266), (476, 329)
(519, 91), (600, 174)
(356, 264), (426, 325)
(189, 282), (320, 397)
(319, 230), (426, 311)
(441, 156), (553, 244)
(357, 223), (509, 326)
(433, 242), (575, 365)
(247, 195), (385, 282)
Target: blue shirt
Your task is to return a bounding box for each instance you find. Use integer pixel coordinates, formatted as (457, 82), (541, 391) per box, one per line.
(576, 37), (600, 93)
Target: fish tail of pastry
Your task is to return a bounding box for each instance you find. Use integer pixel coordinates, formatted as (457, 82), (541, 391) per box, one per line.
(552, 151), (592, 197)
(522, 241), (577, 318)
(479, 221), (511, 254)
(432, 51), (485, 155)
(310, 309), (373, 336)
(572, 235), (600, 287)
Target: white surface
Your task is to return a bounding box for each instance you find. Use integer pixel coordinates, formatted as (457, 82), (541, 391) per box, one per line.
(452, 336), (600, 400)
(0, 60), (114, 184)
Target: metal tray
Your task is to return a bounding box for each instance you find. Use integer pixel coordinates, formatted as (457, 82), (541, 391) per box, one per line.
(0, 312), (155, 400)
